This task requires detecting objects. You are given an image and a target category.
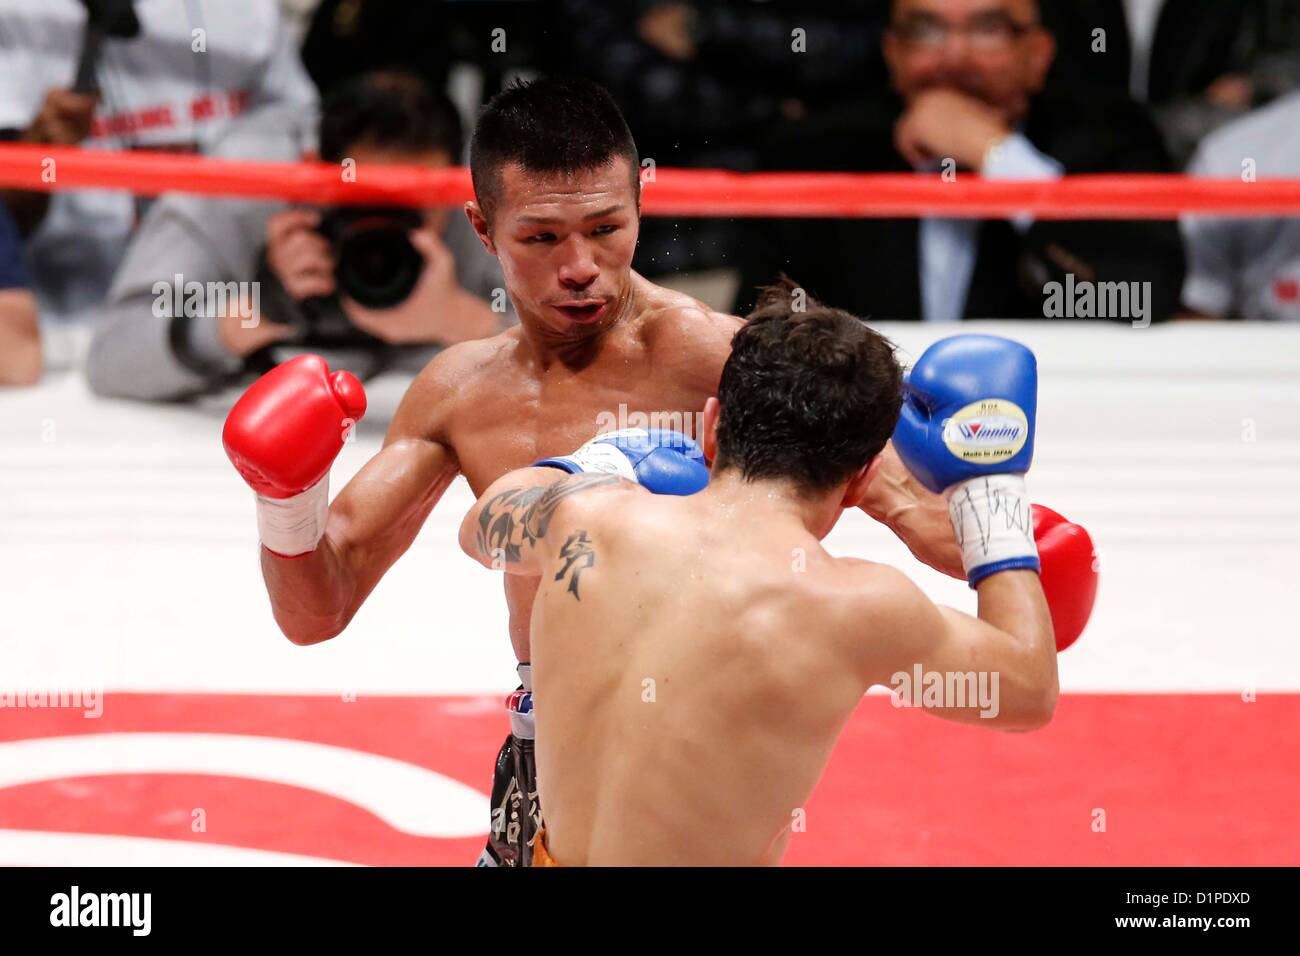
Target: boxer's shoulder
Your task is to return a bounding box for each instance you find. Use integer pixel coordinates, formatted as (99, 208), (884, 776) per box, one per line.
(527, 472), (641, 550)
(388, 329), (521, 443)
(634, 275), (742, 340)
(631, 274), (742, 378)
(830, 558), (923, 615)
(549, 471), (641, 515)
(814, 558), (928, 651)
(829, 558), (963, 682)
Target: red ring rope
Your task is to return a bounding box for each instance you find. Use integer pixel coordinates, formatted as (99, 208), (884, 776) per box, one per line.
(2, 143), (1299, 219)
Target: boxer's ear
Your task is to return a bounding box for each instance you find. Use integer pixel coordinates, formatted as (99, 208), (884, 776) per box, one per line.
(842, 455), (882, 509)
(864, 454), (884, 487)
(465, 201), (496, 254)
(701, 397), (721, 466)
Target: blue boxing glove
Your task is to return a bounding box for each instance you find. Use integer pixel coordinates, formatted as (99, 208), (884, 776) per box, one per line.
(892, 334), (1039, 586)
(535, 428), (709, 496)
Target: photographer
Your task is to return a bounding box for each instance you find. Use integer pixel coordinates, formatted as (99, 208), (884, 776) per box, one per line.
(86, 71), (509, 402)
(0, 0), (316, 327)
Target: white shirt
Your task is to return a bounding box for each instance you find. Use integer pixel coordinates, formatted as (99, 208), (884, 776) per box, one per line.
(1181, 91), (1300, 321)
(1122, 0), (1167, 102)
(920, 133), (1064, 322)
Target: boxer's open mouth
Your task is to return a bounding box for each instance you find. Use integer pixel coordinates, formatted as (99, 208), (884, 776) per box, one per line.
(553, 301), (607, 323)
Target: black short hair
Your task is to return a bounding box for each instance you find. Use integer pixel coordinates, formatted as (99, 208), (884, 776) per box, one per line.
(469, 76), (639, 219)
(318, 70), (464, 164)
(715, 280), (903, 493)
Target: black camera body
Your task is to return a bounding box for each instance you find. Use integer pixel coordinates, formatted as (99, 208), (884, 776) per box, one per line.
(317, 206), (425, 309)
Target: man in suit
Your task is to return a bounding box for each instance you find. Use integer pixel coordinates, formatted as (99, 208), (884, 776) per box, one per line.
(740, 0), (1185, 323)
(1040, 0), (1293, 163)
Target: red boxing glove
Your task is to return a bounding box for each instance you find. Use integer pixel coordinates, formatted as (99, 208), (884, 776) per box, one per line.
(1032, 504), (1098, 652)
(223, 354), (366, 555)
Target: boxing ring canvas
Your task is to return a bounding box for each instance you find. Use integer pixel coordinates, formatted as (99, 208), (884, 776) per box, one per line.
(2, 322), (1297, 865)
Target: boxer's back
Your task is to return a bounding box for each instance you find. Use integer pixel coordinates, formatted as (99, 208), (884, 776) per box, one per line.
(530, 487), (881, 866)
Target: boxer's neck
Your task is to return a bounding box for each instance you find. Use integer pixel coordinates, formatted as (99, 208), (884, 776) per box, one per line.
(703, 470), (844, 540)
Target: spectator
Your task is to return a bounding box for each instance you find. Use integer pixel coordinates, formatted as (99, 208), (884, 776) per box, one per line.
(299, 0), (453, 101)
(553, 0), (890, 281)
(1180, 90), (1300, 321)
(0, 0), (316, 327)
(1041, 0), (1300, 164)
(739, 0), (1185, 322)
(86, 71), (509, 402)
(302, 0), (544, 109)
(0, 87), (98, 235)
(0, 202), (40, 386)
(1042, 0), (1258, 106)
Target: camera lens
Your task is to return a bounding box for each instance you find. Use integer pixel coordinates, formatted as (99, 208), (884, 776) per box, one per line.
(326, 209), (425, 309)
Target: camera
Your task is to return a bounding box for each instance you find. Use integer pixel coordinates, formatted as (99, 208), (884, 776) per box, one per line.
(317, 206), (425, 309)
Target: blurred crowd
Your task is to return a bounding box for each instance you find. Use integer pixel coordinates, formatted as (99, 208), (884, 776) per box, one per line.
(2, 0), (1299, 393)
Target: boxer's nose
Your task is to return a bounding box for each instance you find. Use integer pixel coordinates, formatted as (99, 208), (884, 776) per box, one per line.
(558, 237), (599, 289)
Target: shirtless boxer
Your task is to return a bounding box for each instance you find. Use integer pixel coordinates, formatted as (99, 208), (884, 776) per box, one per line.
(459, 292), (1081, 866)
(222, 78), (1090, 866)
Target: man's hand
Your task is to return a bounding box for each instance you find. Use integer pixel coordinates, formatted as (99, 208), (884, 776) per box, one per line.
(216, 305), (295, 357)
(638, 3), (697, 61)
(894, 88), (1011, 170)
(857, 441), (965, 579)
(24, 89), (98, 145)
(6, 88), (99, 233)
(343, 223), (499, 345)
(265, 209), (336, 304)
(0, 289), (41, 386)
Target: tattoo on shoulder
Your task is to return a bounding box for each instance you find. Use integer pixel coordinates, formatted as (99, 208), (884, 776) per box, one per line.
(476, 474), (619, 565)
(555, 530), (596, 601)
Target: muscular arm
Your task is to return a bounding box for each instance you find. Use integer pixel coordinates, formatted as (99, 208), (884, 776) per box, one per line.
(262, 356), (463, 645)
(264, 437), (457, 644)
(861, 565), (1057, 731)
(459, 469), (626, 575)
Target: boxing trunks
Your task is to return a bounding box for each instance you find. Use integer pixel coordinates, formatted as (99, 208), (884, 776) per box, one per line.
(532, 827), (562, 867)
(475, 663), (543, 867)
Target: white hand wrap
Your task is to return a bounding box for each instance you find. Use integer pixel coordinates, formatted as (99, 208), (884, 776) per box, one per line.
(943, 473), (1039, 586)
(555, 441), (637, 480)
(536, 428), (647, 480)
(255, 476), (329, 557)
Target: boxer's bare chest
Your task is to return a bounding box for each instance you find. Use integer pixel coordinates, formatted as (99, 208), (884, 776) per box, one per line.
(444, 328), (717, 496)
